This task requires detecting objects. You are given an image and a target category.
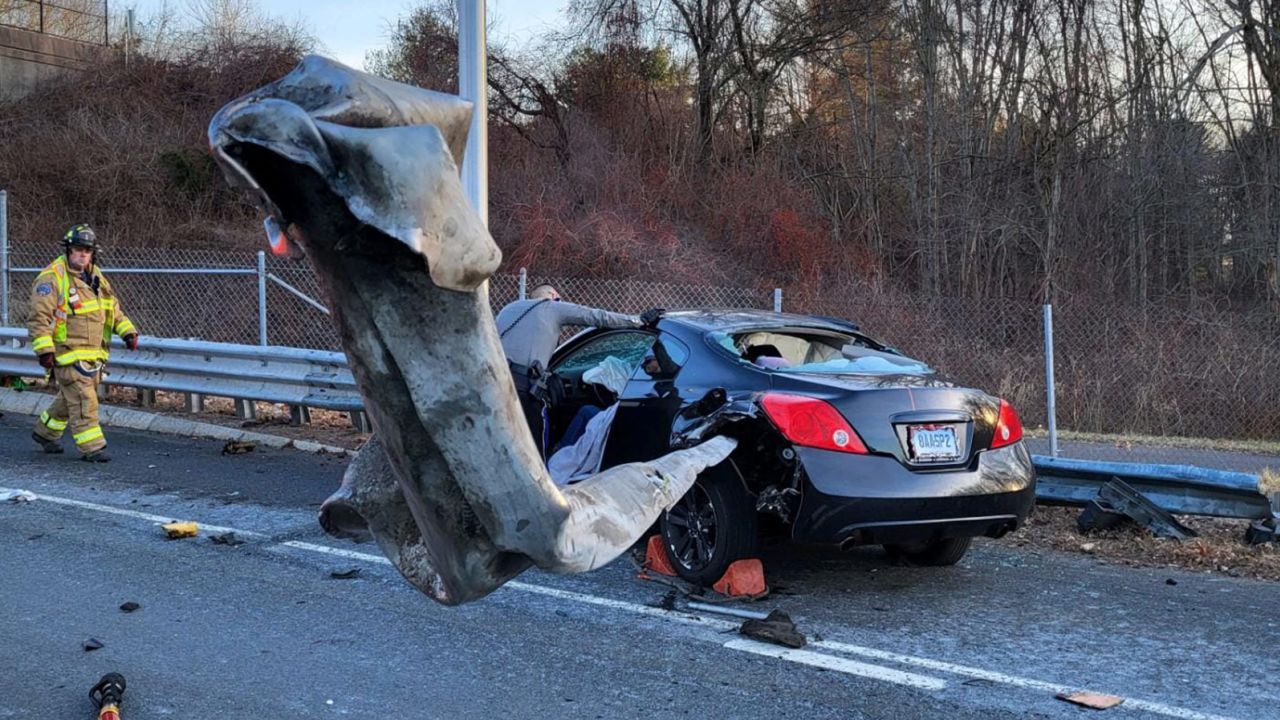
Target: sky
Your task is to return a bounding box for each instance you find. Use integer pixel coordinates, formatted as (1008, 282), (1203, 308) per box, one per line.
(128, 0), (569, 69)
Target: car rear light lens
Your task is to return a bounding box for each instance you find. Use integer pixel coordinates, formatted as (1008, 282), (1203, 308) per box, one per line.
(761, 393), (868, 454)
(991, 399), (1023, 449)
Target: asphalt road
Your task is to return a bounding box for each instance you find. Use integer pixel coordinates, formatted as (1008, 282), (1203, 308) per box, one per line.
(0, 411), (1274, 720)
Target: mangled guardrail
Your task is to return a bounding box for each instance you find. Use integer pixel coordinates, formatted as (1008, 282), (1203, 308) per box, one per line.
(0, 326), (362, 411)
(1032, 455), (1277, 521)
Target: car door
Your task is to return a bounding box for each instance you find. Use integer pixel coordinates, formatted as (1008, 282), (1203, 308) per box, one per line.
(547, 329), (657, 448)
(600, 332), (692, 468)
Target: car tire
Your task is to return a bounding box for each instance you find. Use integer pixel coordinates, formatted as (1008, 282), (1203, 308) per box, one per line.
(885, 537), (972, 566)
(660, 464), (757, 586)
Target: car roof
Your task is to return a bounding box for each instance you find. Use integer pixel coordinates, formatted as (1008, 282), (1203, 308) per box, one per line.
(660, 309), (857, 334)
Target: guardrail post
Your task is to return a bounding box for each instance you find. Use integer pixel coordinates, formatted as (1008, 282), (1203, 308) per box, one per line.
(139, 388), (155, 408)
(1043, 304), (1059, 457)
(773, 288), (782, 312)
(350, 410), (371, 432)
(290, 405), (311, 426)
(185, 392), (204, 414)
(234, 398), (257, 420)
(257, 250), (268, 346)
(1, 190), (8, 327)
(518, 267), (527, 300)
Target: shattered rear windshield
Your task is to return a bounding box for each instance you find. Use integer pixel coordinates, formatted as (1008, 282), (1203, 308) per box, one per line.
(710, 328), (933, 376)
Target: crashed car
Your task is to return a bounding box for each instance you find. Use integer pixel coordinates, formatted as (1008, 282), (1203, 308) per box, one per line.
(546, 310), (1036, 584)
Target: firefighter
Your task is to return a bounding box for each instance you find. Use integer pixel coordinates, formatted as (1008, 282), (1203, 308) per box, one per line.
(27, 224), (138, 462)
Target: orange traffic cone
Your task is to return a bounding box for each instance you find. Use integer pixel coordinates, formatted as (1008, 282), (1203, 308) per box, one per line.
(712, 558), (767, 598)
(642, 535), (678, 577)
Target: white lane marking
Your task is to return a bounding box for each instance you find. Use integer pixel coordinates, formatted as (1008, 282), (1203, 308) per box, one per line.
(278, 541), (738, 630)
(279, 541), (391, 565)
(814, 640), (1237, 720)
(10, 491), (1247, 718)
(3, 487), (266, 538)
(724, 639), (947, 690)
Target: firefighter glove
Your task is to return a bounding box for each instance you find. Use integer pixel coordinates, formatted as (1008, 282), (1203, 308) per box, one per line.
(38, 353), (55, 369)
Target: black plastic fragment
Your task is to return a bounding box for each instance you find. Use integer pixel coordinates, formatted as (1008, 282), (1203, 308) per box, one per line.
(1098, 478), (1197, 540)
(1077, 498), (1130, 533)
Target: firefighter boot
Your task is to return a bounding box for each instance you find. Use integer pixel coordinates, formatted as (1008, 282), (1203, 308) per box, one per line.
(32, 431), (65, 454)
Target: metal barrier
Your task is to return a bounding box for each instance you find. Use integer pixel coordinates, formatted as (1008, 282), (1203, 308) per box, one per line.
(1033, 455), (1276, 520)
(0, 327), (361, 411)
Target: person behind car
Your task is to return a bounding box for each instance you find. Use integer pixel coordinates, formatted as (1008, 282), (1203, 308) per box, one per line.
(496, 285), (659, 458)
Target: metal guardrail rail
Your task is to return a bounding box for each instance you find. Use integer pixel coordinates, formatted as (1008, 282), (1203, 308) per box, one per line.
(2, 324), (1275, 523)
(1033, 455), (1277, 520)
(0, 327), (361, 411)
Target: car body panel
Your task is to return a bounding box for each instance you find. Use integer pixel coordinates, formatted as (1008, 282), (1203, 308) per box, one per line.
(548, 310), (1036, 550)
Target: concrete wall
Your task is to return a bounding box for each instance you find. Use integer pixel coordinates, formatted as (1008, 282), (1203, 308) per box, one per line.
(0, 26), (106, 101)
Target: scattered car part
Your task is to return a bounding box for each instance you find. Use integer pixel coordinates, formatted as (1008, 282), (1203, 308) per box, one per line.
(685, 602), (770, 620)
(1098, 479), (1197, 540)
(161, 521), (198, 539)
(1244, 519), (1278, 545)
(738, 609), (806, 649)
(1076, 498), (1131, 533)
(1055, 691), (1124, 710)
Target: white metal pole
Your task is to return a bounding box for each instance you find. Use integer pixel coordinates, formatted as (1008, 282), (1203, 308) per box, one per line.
(458, 0), (488, 228)
(1043, 304), (1058, 457)
(257, 250), (268, 346)
(0, 190), (8, 327)
(518, 267), (527, 300)
(773, 288), (782, 312)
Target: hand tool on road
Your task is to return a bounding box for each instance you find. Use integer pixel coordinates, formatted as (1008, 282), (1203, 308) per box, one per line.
(89, 672), (126, 720)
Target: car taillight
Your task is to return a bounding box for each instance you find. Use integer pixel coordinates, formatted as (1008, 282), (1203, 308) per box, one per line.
(761, 393), (868, 454)
(991, 399), (1023, 448)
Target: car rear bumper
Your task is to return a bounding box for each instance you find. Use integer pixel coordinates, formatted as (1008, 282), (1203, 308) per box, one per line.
(789, 442), (1036, 546)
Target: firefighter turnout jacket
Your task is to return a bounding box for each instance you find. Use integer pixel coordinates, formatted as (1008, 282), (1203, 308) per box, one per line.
(27, 255), (135, 366)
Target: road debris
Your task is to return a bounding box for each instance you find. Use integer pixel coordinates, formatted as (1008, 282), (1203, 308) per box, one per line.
(1056, 691), (1124, 710)
(1079, 479), (1197, 540)
(1244, 519), (1278, 545)
(210, 532), (246, 546)
(1, 489), (36, 503)
(221, 440), (257, 455)
(686, 601), (770, 621)
(161, 521), (198, 539)
(83, 638), (105, 652)
(89, 672), (126, 720)
(329, 568), (361, 580)
(119, 601), (141, 613)
(738, 609), (806, 649)
(1165, 578), (1177, 586)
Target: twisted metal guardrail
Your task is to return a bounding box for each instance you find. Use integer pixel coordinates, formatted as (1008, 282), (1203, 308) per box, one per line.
(1033, 455), (1277, 520)
(0, 326), (361, 411)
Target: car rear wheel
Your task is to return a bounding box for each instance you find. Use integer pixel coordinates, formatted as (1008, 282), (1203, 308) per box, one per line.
(660, 465), (757, 586)
(884, 536), (972, 566)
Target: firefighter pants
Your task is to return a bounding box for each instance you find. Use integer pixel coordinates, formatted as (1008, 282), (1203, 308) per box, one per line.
(34, 363), (106, 454)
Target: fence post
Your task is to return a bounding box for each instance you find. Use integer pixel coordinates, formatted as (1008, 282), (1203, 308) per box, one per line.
(257, 250), (268, 346)
(1, 190), (8, 327)
(518, 267), (527, 300)
(773, 288), (782, 312)
(1043, 303), (1059, 457)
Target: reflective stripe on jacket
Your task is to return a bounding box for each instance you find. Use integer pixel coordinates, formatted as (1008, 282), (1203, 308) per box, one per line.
(27, 256), (136, 366)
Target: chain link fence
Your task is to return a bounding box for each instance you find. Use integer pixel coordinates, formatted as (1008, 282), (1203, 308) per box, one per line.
(3, 236), (1279, 467)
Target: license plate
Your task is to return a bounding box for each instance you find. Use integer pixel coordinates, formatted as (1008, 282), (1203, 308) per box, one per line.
(909, 425), (959, 461)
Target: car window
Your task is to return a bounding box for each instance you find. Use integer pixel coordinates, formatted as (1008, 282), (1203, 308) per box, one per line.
(634, 333), (691, 381)
(552, 331), (655, 376)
